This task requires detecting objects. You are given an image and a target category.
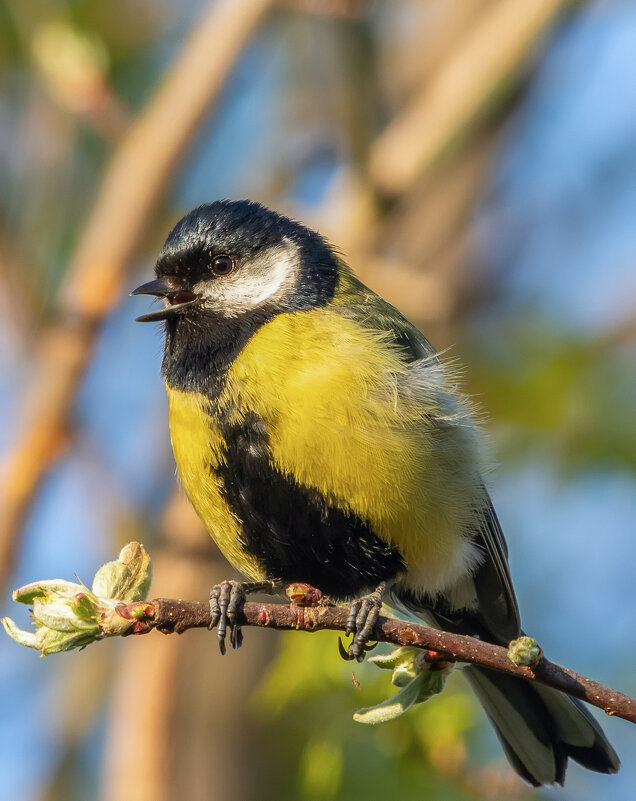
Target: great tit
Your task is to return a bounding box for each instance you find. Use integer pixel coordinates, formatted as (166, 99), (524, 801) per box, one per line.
(132, 199), (619, 786)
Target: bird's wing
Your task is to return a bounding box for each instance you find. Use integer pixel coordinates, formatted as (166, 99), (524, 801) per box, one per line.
(470, 495), (521, 641)
(333, 270), (437, 362)
(336, 274), (521, 641)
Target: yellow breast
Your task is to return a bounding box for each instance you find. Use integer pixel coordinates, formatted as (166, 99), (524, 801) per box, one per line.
(166, 306), (483, 596)
(166, 386), (264, 580)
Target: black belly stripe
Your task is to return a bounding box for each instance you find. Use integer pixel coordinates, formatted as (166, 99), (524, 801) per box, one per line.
(215, 412), (405, 600)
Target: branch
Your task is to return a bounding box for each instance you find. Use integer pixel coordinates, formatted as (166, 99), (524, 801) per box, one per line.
(3, 541), (634, 725)
(132, 597), (635, 724)
(369, 0), (568, 195)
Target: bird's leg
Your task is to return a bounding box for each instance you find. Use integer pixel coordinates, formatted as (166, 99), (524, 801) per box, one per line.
(343, 581), (387, 662)
(209, 579), (280, 655)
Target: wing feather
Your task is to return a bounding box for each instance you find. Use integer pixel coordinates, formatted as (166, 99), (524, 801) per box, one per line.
(337, 273), (521, 641)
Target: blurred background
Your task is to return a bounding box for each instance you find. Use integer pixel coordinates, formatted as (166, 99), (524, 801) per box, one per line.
(1, 1), (635, 799)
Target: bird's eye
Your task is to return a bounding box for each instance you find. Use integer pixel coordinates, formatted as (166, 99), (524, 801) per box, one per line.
(211, 255), (235, 276)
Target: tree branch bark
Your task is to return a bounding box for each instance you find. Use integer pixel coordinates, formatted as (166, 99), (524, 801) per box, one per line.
(124, 597), (636, 724)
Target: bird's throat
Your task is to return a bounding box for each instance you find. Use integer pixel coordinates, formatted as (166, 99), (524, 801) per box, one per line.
(161, 308), (273, 396)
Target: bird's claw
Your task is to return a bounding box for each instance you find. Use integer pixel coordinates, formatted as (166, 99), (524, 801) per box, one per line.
(338, 636), (378, 661)
(209, 580), (245, 655)
(341, 589), (384, 662)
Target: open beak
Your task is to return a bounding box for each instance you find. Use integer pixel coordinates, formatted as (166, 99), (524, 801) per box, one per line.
(131, 278), (200, 323)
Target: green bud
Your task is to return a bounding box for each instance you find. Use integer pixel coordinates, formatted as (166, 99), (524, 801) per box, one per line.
(3, 542), (153, 656)
(508, 636), (543, 668)
(99, 604), (140, 637)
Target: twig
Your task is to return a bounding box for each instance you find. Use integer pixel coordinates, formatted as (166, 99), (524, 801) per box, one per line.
(0, 0), (273, 595)
(128, 597), (636, 724)
(369, 0), (568, 195)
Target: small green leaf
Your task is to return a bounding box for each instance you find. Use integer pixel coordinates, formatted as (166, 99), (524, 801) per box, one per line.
(4, 543), (153, 655)
(414, 668), (447, 702)
(368, 646), (419, 671)
(36, 625), (98, 655)
(354, 672), (427, 724)
(2, 617), (39, 650)
(32, 597), (94, 633)
(91, 542), (151, 602)
(391, 660), (420, 687)
(356, 646), (454, 724)
(71, 592), (99, 623)
(13, 579), (82, 605)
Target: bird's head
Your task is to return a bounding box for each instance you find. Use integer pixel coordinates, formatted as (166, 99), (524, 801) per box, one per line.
(132, 200), (338, 327)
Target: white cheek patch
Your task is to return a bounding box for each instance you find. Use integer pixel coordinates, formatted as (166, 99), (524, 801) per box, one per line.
(195, 241), (300, 315)
(239, 248), (292, 306)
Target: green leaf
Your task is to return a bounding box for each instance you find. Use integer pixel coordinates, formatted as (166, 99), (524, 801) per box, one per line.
(414, 669), (447, 702)
(2, 617), (39, 650)
(36, 625), (98, 655)
(4, 543), (151, 655)
(32, 597), (98, 633)
(354, 672), (427, 724)
(71, 592), (100, 623)
(13, 579), (83, 605)
(391, 660), (421, 688)
(91, 542), (151, 602)
(367, 646), (418, 671)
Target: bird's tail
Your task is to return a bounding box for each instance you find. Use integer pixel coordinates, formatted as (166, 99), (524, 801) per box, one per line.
(463, 664), (620, 785)
(392, 582), (619, 786)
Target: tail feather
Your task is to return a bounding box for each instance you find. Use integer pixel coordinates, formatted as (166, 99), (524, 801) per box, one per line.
(465, 666), (620, 786)
(392, 589), (620, 785)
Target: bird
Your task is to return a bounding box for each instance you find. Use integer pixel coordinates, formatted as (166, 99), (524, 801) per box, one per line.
(132, 199), (619, 787)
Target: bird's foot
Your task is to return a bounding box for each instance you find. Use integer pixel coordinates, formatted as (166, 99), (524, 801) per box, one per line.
(340, 583), (385, 662)
(209, 579), (277, 655)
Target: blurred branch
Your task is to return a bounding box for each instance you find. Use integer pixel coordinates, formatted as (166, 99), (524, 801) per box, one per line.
(403, 1), (489, 88)
(129, 597), (636, 724)
(304, 132), (498, 331)
(0, 0), (273, 596)
(0, 228), (41, 343)
(278, 0), (368, 18)
(369, 0), (569, 195)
